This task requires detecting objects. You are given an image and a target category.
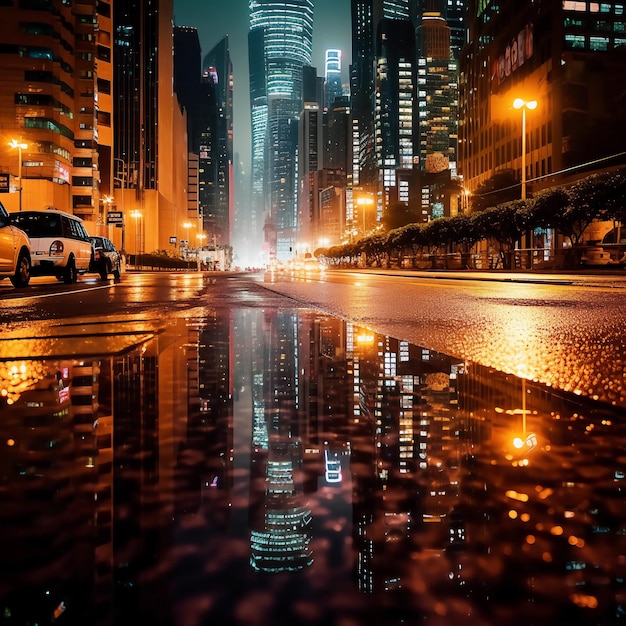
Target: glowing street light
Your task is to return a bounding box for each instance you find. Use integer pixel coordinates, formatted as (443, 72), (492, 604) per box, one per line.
(182, 221), (193, 258)
(196, 233), (206, 271)
(9, 139), (28, 212)
(513, 98), (537, 201)
(355, 195), (375, 236)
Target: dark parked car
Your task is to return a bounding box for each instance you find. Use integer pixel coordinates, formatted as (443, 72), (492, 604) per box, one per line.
(89, 236), (121, 280)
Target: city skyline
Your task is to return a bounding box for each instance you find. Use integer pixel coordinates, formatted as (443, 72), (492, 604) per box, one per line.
(173, 0), (352, 170)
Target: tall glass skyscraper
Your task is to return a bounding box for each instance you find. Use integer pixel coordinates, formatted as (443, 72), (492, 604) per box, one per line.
(249, 0), (314, 262)
(375, 18), (418, 213)
(351, 0), (376, 188)
(202, 38), (234, 247)
(324, 49), (344, 111)
(417, 11), (458, 176)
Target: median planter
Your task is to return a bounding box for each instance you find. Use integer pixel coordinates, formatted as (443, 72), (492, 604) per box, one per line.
(129, 254), (197, 270)
(414, 255), (432, 269)
(446, 252), (463, 270)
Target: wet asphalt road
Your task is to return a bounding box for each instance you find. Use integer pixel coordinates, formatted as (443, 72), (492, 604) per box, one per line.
(1, 268), (625, 409)
(258, 268), (626, 409)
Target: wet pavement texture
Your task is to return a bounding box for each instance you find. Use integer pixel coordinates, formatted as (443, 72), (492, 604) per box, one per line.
(260, 269), (626, 409)
(1, 278), (626, 625)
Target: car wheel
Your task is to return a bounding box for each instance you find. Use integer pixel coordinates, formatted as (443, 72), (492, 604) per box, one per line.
(63, 258), (77, 284)
(10, 250), (31, 287)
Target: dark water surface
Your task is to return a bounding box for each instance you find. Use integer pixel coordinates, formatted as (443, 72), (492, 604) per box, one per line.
(1, 304), (625, 625)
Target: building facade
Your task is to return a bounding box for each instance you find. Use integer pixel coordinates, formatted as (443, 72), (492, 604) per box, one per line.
(0, 0), (113, 234)
(113, 0), (189, 257)
(324, 49), (344, 111)
(375, 18), (419, 217)
(249, 0), (314, 262)
(417, 11), (459, 184)
(459, 0), (626, 203)
(202, 37), (234, 249)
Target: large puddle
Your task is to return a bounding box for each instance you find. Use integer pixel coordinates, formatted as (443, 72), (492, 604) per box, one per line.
(1, 305), (625, 625)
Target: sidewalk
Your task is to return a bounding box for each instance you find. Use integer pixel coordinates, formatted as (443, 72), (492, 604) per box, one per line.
(341, 266), (626, 288)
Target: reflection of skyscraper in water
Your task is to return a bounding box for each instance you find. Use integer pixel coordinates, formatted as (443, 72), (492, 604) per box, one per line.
(0, 359), (114, 622)
(250, 310), (312, 571)
(250, 439), (313, 571)
(346, 331), (466, 595)
(175, 310), (234, 518)
(418, 354), (462, 523)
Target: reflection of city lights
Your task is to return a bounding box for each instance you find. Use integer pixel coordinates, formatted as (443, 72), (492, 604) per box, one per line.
(505, 490), (529, 502)
(0, 360), (45, 404)
(356, 333), (375, 343)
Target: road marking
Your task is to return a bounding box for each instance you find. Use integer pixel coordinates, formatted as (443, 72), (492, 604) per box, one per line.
(0, 282), (116, 304)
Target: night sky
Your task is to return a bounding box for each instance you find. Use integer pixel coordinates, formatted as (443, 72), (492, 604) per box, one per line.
(173, 0), (351, 168)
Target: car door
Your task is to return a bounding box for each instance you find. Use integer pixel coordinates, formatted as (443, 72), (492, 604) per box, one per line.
(76, 222), (94, 268)
(64, 216), (92, 270)
(0, 205), (15, 273)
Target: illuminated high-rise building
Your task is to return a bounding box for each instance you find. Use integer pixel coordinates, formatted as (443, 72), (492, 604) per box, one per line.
(249, 0), (314, 262)
(114, 0), (189, 255)
(375, 18), (418, 215)
(0, 1), (112, 230)
(376, 0), (411, 22)
(444, 0), (466, 59)
(459, 0), (626, 201)
(350, 0), (377, 189)
(417, 11), (458, 177)
(416, 0), (467, 59)
(324, 49), (344, 111)
(202, 37), (234, 248)
(248, 27), (268, 257)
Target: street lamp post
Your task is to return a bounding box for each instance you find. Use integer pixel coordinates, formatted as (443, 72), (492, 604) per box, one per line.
(102, 195), (113, 237)
(356, 195), (374, 238)
(182, 221), (192, 259)
(513, 98), (537, 201)
(196, 233), (206, 271)
(9, 139), (28, 212)
(131, 210), (142, 269)
(114, 158), (127, 259)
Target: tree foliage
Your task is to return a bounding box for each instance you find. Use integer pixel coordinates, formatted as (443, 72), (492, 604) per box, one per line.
(471, 169), (520, 211)
(323, 171), (626, 270)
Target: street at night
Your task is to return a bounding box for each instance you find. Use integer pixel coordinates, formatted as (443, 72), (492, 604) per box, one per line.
(3, 0), (626, 621)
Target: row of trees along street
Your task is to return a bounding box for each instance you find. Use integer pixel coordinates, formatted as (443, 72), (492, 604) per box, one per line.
(319, 171), (626, 271)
